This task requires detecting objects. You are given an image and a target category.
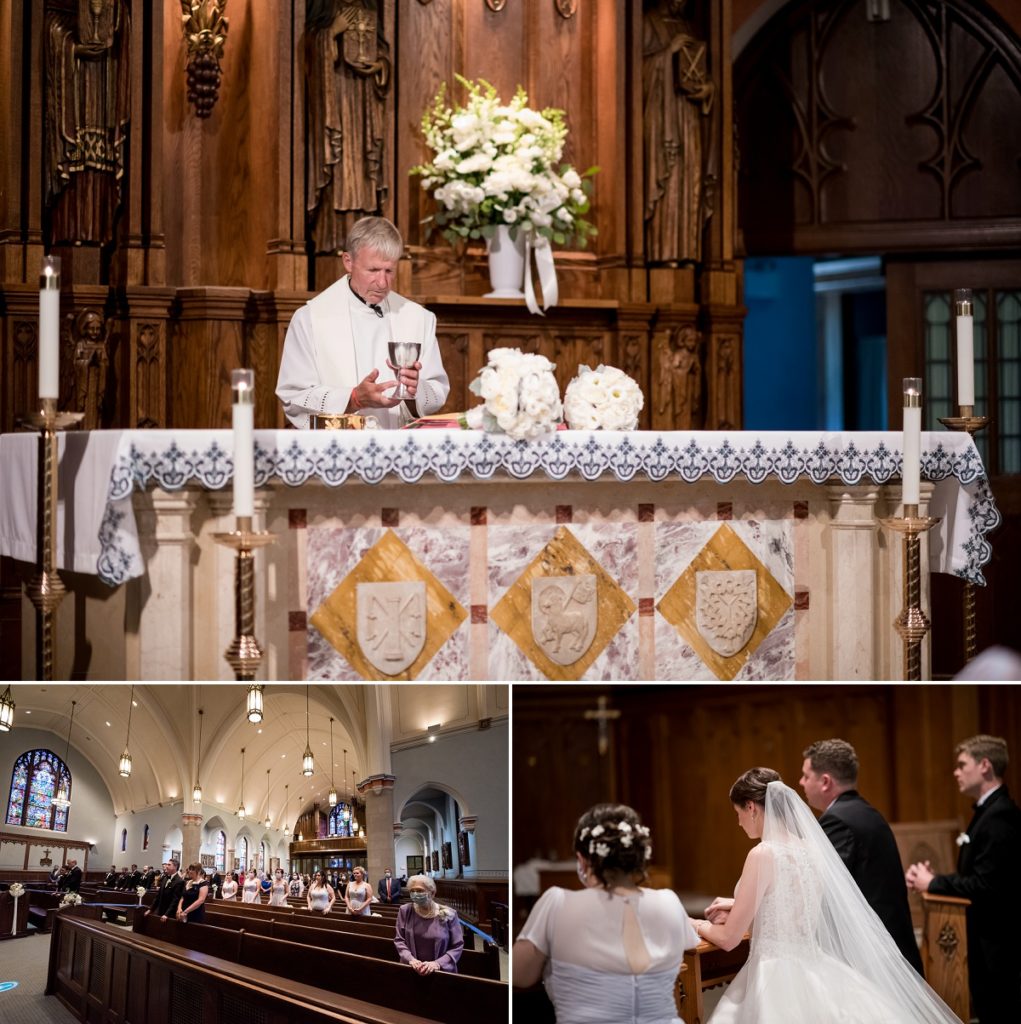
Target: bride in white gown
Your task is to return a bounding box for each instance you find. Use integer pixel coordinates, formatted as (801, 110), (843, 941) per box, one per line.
(514, 803), (699, 1024)
(692, 769), (962, 1024)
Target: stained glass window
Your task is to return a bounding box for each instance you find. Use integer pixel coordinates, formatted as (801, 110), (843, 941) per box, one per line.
(5, 749), (71, 832)
(328, 803), (353, 837)
(215, 831), (226, 872)
(237, 836), (248, 871)
(121, 829), (127, 852)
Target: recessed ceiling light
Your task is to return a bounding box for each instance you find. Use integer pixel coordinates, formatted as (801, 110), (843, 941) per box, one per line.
(105, 721), (111, 727)
(280, 753), (286, 758)
(132, 700), (137, 707)
(25, 710), (31, 715)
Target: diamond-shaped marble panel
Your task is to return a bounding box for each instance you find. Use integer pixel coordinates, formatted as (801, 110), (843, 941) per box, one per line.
(310, 529), (467, 680)
(658, 523), (792, 681)
(490, 526), (636, 681)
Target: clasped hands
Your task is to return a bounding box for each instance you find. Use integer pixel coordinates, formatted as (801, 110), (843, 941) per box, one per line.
(687, 896), (734, 940)
(408, 958), (440, 975)
(348, 360), (421, 412)
(905, 860), (934, 893)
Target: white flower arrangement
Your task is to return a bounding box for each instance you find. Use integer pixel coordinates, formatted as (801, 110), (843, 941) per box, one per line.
(60, 891), (83, 907)
(412, 76), (597, 248)
(466, 347), (562, 441)
(563, 364), (644, 431)
(9, 882), (25, 898)
(136, 885), (147, 896)
(956, 832), (970, 847)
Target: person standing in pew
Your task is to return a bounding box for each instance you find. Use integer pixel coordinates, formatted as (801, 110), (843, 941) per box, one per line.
(146, 859), (185, 923)
(378, 867), (402, 905)
(104, 865), (117, 888)
(241, 867), (260, 904)
(221, 872), (239, 901)
(268, 868), (288, 907)
(394, 874), (464, 975)
(64, 859), (83, 893)
(307, 870), (336, 915)
(345, 866), (375, 916)
(176, 864), (210, 924)
(142, 865), (157, 890)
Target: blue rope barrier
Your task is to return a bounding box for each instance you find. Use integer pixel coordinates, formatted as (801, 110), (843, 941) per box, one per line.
(459, 919), (496, 945)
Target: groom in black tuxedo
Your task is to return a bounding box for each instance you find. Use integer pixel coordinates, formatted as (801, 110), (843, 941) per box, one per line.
(907, 734), (1021, 1024)
(801, 739), (924, 974)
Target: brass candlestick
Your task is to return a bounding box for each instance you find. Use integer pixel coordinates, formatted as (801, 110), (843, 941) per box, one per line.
(881, 504), (941, 681)
(213, 516), (276, 680)
(20, 399), (84, 680)
(938, 405), (989, 665)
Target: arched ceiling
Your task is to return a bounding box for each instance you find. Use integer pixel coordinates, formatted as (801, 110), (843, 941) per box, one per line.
(6, 685), (367, 824)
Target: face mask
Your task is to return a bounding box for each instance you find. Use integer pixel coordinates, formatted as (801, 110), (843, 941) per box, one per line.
(409, 891), (430, 905)
(385, 872), (391, 878)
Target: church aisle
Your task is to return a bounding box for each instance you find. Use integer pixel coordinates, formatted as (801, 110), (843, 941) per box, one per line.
(0, 928), (77, 1023)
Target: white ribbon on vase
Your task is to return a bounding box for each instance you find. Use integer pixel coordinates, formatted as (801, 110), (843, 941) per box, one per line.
(524, 235), (559, 316)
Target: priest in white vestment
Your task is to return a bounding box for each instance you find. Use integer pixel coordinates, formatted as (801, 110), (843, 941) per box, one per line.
(276, 217), (450, 428)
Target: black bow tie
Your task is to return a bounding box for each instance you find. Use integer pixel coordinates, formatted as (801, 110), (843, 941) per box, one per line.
(972, 801), (987, 814)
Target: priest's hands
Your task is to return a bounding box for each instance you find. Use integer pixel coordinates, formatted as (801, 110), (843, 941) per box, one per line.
(905, 861), (934, 892)
(349, 368), (401, 411)
(386, 358), (422, 400)
(703, 896), (734, 924)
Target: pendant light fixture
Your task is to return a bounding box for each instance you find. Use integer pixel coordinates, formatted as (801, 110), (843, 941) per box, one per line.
(301, 686), (314, 777)
(341, 749), (350, 821)
(283, 784), (290, 837)
(0, 684), (15, 732)
(237, 747), (247, 820)
(192, 707), (204, 802)
(328, 717), (337, 807)
(246, 684), (264, 724)
(52, 699), (76, 808)
(264, 769), (271, 828)
(118, 685), (134, 777)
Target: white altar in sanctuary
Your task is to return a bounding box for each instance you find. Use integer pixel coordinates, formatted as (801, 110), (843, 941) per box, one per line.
(0, 428), (999, 681)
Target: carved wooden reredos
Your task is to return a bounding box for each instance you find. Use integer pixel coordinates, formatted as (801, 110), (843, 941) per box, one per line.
(3, 1), (1019, 433)
(735, 0), (1021, 255)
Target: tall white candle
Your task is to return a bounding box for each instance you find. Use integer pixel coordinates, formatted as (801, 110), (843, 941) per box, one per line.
(39, 256), (61, 400)
(232, 369), (255, 519)
(902, 377), (922, 508)
(954, 288), (974, 408)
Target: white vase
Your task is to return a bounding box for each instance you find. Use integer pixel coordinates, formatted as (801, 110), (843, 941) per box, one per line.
(484, 225), (526, 298)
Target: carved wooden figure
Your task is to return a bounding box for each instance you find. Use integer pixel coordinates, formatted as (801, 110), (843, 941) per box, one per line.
(44, 0), (130, 247)
(70, 308), (110, 428)
(305, 0), (391, 254)
(643, 0), (715, 264)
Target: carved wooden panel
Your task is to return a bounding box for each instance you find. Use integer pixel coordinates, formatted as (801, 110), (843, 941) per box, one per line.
(134, 322), (165, 428)
(736, 0), (1021, 253)
(437, 330), (470, 414)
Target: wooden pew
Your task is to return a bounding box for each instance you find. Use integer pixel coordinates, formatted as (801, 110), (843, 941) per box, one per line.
(198, 909), (500, 980)
(206, 897), (480, 950)
(49, 912), (499, 1024)
(131, 913), (507, 1024)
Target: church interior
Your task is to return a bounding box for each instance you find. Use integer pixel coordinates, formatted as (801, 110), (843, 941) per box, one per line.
(512, 682), (1021, 1022)
(1, 0), (1019, 681)
(0, 683), (509, 1022)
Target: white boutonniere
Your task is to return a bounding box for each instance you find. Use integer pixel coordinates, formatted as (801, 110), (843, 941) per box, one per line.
(956, 832), (970, 847)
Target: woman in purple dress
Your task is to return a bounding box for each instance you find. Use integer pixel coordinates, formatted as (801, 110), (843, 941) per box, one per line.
(394, 874), (464, 974)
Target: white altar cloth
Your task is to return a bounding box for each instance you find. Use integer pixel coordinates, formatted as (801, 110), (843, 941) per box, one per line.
(0, 428), (1000, 588)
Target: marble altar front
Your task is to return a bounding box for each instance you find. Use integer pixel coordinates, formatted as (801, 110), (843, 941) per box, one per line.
(0, 429), (999, 680)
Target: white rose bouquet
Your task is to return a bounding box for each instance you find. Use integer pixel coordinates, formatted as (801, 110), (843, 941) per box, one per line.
(563, 364), (644, 431)
(60, 891), (83, 907)
(9, 882), (25, 898)
(412, 76), (597, 248)
(466, 348), (562, 441)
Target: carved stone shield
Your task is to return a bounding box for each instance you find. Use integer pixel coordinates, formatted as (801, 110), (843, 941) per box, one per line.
(356, 581), (426, 676)
(531, 575), (597, 666)
(695, 570), (757, 657)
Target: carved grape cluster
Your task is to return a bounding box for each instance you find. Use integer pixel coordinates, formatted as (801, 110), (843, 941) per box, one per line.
(186, 52), (222, 118)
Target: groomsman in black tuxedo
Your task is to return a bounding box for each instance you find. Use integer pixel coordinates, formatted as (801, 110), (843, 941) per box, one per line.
(146, 859), (185, 921)
(800, 738), (924, 974)
(907, 735), (1021, 1024)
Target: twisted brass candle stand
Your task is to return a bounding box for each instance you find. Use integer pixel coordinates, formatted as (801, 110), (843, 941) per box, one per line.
(20, 399), (84, 679)
(213, 516), (276, 680)
(881, 503), (941, 681)
(938, 405), (989, 665)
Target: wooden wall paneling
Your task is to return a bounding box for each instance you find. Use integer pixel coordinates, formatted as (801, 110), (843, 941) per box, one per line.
(703, 0), (734, 269)
(1, 285), (41, 433)
(169, 288), (251, 428)
(272, 291), (309, 428)
(437, 329), (471, 414)
(246, 290), (284, 429)
(703, 305), (744, 429)
(0, 1), (28, 283)
(617, 304), (655, 429)
(461, 1), (526, 101)
(121, 286), (174, 429)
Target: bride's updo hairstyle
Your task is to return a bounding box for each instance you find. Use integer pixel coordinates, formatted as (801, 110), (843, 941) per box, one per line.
(729, 767), (782, 807)
(574, 803), (652, 888)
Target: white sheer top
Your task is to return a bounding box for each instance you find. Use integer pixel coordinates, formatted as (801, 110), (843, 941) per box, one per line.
(518, 887), (698, 1024)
